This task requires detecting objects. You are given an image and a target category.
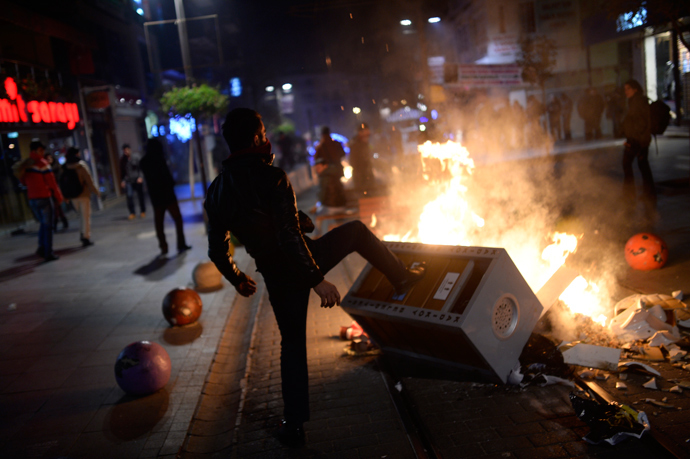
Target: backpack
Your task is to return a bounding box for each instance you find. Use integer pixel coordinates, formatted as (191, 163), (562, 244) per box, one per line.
(59, 166), (83, 198)
(649, 100), (671, 136)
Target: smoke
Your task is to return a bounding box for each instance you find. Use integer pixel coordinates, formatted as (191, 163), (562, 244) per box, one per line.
(375, 102), (629, 333)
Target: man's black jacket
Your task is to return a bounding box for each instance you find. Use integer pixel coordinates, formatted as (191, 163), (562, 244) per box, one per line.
(205, 151), (324, 289)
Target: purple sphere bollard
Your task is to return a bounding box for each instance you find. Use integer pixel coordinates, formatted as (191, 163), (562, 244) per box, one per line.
(114, 341), (171, 395)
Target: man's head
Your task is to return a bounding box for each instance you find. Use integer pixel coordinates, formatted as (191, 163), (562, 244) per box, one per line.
(320, 126), (331, 139)
(122, 143), (131, 156)
(222, 108), (266, 153)
(624, 79), (643, 99)
(30, 140), (45, 156)
(66, 147), (81, 164)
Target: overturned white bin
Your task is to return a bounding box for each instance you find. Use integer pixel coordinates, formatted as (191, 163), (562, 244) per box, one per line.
(341, 242), (544, 383)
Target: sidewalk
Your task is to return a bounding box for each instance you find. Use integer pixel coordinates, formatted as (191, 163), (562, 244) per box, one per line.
(0, 196), (250, 458)
(1, 133), (689, 458)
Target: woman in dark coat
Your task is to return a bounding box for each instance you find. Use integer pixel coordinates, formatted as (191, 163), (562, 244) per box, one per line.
(140, 138), (191, 256)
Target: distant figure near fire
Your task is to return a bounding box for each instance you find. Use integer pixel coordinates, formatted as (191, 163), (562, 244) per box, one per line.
(205, 108), (425, 448)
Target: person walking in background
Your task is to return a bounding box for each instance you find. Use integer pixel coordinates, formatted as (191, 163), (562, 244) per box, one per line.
(62, 147), (99, 247)
(621, 79), (655, 217)
(119, 143), (146, 220)
(313, 126), (346, 210)
(559, 93), (573, 140)
(18, 140), (63, 261)
(526, 95), (545, 146)
(577, 88), (605, 140)
(277, 132), (296, 171)
(140, 138), (191, 257)
(43, 150), (69, 231)
(546, 94), (562, 141)
(205, 108), (425, 448)
(348, 123), (376, 196)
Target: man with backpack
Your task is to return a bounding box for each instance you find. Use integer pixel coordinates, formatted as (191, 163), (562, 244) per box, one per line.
(622, 79), (655, 217)
(61, 147), (99, 246)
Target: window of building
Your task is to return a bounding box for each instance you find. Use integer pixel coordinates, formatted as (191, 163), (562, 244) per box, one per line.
(519, 2), (536, 34)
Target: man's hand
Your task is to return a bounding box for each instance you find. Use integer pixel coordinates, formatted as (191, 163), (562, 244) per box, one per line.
(137, 177), (143, 184)
(314, 280), (340, 308)
(236, 275), (257, 297)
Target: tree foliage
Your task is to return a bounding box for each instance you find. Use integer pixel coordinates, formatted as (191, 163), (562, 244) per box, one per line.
(159, 84), (228, 119)
(516, 35), (557, 94)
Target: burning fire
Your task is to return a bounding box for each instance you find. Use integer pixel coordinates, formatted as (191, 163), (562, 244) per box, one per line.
(379, 140), (610, 325)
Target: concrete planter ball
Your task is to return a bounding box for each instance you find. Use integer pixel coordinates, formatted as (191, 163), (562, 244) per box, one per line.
(162, 287), (203, 326)
(114, 341), (171, 396)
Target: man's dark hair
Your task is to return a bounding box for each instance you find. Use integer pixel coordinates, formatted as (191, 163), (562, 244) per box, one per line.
(122, 143), (131, 150)
(624, 79), (644, 94)
(222, 108), (263, 153)
(321, 126), (331, 136)
(29, 140), (45, 151)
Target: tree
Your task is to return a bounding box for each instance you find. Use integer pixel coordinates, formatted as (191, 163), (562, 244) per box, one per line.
(159, 84), (229, 196)
(516, 35), (557, 103)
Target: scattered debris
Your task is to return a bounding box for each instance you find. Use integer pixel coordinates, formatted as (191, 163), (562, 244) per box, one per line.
(579, 369), (596, 379)
(643, 378), (658, 390)
(645, 399), (675, 409)
(616, 382), (627, 390)
(619, 373), (628, 380)
(669, 348), (687, 361)
(569, 393), (650, 445)
(670, 386), (682, 393)
(618, 362), (661, 376)
(648, 330), (681, 347)
(636, 346), (665, 362)
(561, 343), (620, 371)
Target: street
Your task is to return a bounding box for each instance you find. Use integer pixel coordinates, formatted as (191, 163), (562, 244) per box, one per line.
(1, 132), (690, 458)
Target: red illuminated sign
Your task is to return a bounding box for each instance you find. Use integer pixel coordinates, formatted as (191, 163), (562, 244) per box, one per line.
(0, 77), (80, 130)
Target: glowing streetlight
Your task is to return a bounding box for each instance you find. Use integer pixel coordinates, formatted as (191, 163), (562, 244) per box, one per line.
(265, 86), (275, 92)
(352, 107), (361, 114)
(282, 83), (293, 92)
(428, 17), (440, 23)
(400, 19), (412, 26)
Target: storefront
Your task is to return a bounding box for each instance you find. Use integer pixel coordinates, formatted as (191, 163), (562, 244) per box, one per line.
(83, 85), (147, 199)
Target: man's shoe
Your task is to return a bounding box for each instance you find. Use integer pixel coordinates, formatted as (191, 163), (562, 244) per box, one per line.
(178, 245), (192, 253)
(44, 254), (59, 262)
(81, 238), (94, 247)
(36, 247), (45, 258)
(128, 214), (135, 220)
(394, 262), (427, 296)
(273, 420), (305, 448)
(140, 212), (146, 219)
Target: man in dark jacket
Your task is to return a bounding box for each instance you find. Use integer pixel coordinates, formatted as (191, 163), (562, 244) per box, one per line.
(204, 108), (424, 447)
(119, 143), (146, 220)
(140, 138), (191, 256)
(622, 79), (655, 214)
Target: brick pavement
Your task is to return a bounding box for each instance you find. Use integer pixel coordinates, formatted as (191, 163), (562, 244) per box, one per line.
(0, 197), (248, 458)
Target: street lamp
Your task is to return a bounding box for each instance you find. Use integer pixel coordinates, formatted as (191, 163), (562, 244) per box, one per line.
(428, 17), (440, 23)
(265, 85), (275, 92)
(282, 83), (293, 93)
(400, 19), (412, 26)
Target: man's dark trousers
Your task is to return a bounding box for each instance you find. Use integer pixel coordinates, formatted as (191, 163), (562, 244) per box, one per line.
(261, 220), (408, 424)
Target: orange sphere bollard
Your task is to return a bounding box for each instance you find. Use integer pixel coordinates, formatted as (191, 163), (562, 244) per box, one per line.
(624, 233), (668, 271)
(162, 287), (203, 326)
